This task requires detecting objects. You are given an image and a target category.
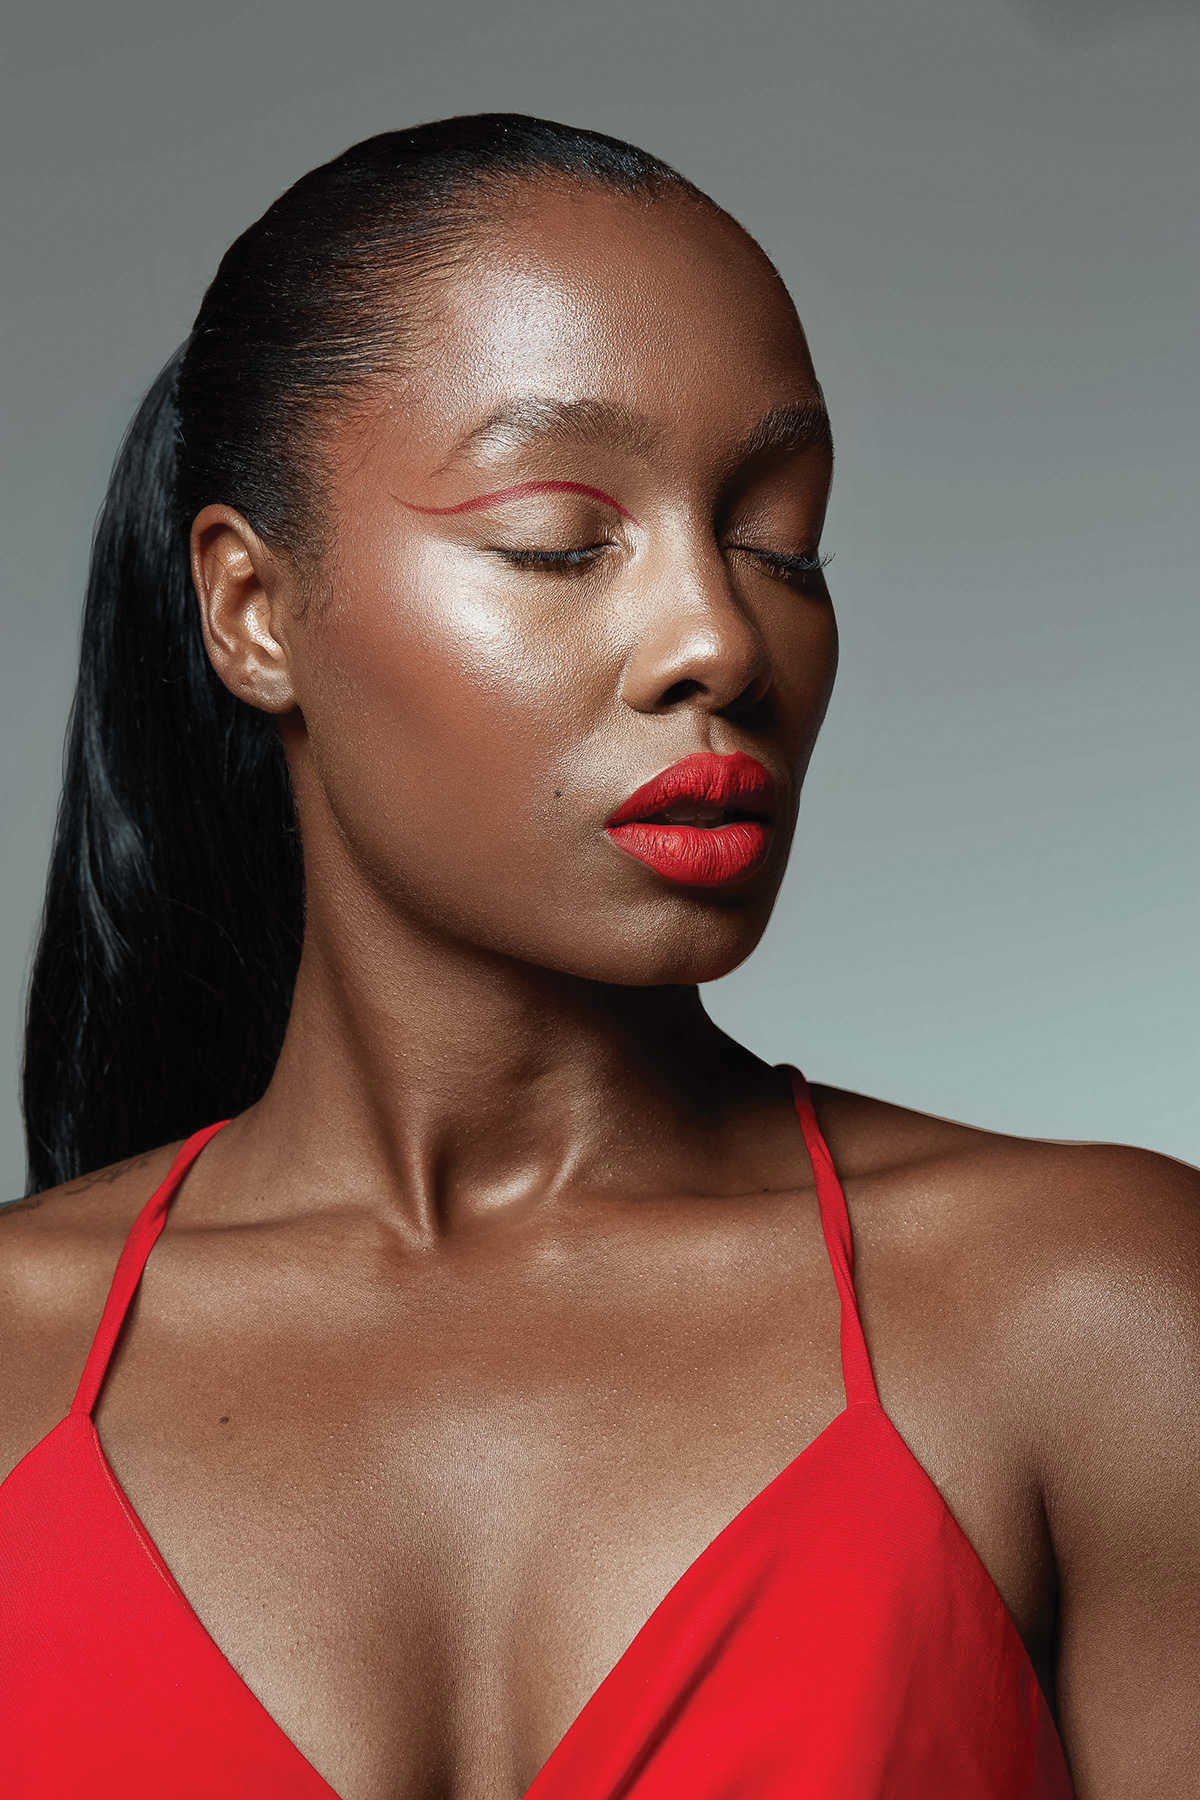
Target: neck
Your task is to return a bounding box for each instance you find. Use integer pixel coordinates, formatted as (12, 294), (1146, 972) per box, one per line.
(245, 879), (781, 1237)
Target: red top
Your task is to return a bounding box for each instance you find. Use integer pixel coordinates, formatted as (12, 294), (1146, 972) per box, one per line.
(0, 1066), (1075, 1797)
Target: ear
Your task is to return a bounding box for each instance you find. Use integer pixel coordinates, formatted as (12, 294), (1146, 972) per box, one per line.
(189, 504), (300, 714)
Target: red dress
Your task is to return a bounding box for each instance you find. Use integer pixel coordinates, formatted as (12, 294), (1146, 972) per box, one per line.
(0, 1065), (1075, 1796)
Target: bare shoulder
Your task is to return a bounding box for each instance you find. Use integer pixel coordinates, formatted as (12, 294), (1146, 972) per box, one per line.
(0, 1141), (182, 1484)
(809, 1075), (1200, 1476)
(807, 1083), (1200, 1783)
(810, 1074), (1200, 1310)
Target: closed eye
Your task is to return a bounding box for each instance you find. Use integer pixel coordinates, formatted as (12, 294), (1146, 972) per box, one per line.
(732, 547), (833, 584)
(492, 543), (615, 571)
(490, 543), (832, 581)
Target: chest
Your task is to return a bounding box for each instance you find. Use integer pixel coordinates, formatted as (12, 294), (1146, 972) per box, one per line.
(85, 1201), (1053, 1800)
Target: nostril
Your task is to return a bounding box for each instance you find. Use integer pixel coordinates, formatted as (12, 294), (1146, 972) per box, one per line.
(660, 678), (706, 707)
(724, 677), (774, 728)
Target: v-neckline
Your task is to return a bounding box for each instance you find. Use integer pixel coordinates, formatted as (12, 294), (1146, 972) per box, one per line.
(3, 1072), (1076, 1796)
(82, 1402), (862, 1800)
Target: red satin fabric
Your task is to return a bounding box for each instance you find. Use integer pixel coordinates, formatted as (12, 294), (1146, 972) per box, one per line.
(0, 1067), (1076, 1797)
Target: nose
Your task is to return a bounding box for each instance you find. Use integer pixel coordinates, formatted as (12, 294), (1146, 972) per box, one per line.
(617, 540), (774, 719)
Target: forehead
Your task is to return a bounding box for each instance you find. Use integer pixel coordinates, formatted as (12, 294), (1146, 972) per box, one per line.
(386, 183), (824, 474)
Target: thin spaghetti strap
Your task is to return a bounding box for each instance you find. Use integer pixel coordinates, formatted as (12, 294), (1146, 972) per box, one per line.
(781, 1064), (879, 1410)
(69, 1119), (233, 1419)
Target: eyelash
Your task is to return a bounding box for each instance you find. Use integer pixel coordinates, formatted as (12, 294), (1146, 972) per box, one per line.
(497, 544), (612, 569)
(494, 544), (833, 582)
(738, 547), (833, 583)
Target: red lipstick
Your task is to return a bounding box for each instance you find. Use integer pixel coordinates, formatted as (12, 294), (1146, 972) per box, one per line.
(605, 752), (776, 887)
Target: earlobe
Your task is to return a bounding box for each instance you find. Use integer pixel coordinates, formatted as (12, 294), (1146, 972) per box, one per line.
(189, 503), (299, 715)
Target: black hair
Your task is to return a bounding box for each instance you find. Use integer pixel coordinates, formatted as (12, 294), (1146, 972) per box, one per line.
(20, 113), (708, 1194)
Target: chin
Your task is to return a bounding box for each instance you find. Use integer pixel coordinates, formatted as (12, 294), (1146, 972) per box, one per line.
(568, 910), (772, 988)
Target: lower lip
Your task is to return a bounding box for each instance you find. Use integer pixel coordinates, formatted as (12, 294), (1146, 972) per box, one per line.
(605, 820), (772, 887)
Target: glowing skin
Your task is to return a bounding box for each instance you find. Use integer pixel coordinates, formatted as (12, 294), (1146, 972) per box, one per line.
(4, 176), (1194, 1800)
(260, 198), (839, 998)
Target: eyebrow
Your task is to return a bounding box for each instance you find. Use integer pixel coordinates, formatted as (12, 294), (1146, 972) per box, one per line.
(432, 395), (663, 475)
(404, 390), (832, 521)
(435, 391), (831, 472)
(735, 399), (833, 460)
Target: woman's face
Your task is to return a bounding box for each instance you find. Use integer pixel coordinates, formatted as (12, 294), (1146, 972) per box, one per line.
(272, 182), (836, 986)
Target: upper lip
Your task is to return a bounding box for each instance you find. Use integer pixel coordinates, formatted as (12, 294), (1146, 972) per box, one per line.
(606, 752), (777, 827)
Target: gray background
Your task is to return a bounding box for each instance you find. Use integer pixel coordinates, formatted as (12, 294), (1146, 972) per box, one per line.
(2, 0), (1196, 1192)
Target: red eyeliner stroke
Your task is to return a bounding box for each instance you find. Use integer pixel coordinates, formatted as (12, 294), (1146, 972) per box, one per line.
(398, 480), (640, 525)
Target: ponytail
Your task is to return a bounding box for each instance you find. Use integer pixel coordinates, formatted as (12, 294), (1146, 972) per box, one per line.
(20, 112), (712, 1193)
(20, 347), (303, 1193)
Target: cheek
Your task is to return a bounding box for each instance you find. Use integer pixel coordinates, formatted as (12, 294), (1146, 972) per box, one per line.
(796, 602), (838, 723)
(767, 592), (838, 741)
(298, 544), (605, 910)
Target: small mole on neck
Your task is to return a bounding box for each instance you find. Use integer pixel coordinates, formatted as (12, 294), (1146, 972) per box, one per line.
(218, 1416), (230, 1425)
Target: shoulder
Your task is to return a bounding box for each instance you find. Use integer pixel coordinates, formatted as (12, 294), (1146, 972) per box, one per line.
(808, 1076), (1200, 1275)
(0, 1141), (182, 1483)
(810, 1076), (1200, 1477)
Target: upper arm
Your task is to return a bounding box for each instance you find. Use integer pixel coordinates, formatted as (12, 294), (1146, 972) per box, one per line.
(1035, 1144), (1200, 1797)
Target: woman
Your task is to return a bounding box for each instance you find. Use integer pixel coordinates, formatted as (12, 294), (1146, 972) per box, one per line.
(0, 113), (1195, 1799)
